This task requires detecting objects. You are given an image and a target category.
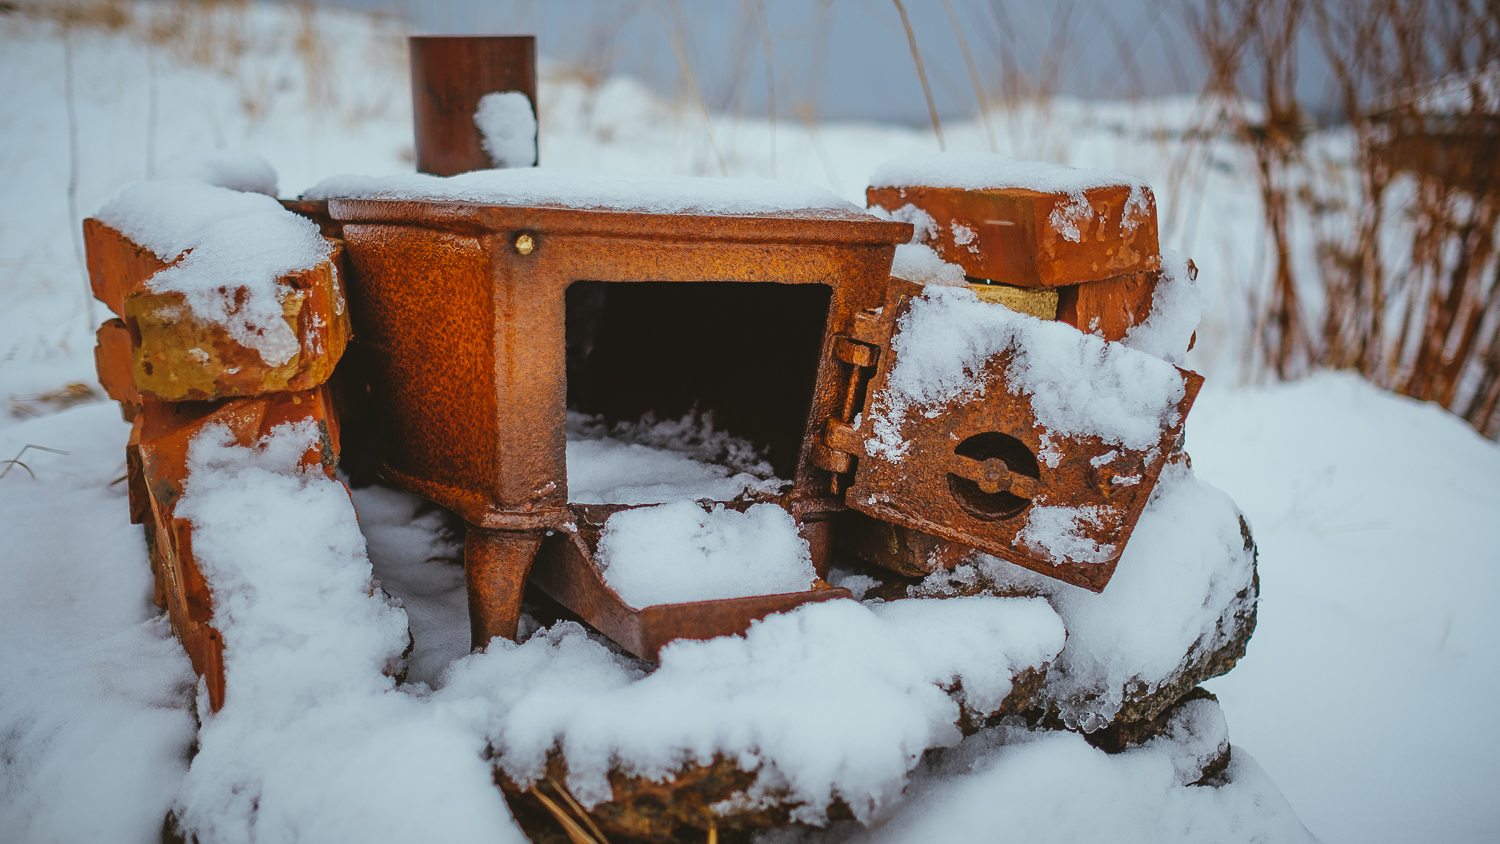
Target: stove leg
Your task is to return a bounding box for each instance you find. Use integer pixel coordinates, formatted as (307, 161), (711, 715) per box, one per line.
(464, 526), (546, 650)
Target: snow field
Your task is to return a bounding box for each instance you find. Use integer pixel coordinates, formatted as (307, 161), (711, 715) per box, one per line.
(2, 4), (1497, 843)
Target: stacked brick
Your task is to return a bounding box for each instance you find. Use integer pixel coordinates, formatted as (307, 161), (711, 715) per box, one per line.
(85, 207), (350, 711)
(867, 179), (1168, 341)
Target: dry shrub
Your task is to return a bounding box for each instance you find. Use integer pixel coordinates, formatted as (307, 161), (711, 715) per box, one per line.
(1314, 0), (1500, 437)
(1197, 0), (1500, 438)
(1192, 0), (1312, 381)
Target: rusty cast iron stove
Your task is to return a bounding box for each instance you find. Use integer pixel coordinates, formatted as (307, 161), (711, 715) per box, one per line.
(305, 37), (1203, 660)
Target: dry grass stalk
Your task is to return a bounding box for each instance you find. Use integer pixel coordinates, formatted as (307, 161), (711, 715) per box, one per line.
(1193, 0), (1312, 381)
(940, 0), (998, 151)
(1310, 0), (1500, 437)
(649, 0), (730, 175)
(755, 0), (777, 177)
(892, 0), (946, 150)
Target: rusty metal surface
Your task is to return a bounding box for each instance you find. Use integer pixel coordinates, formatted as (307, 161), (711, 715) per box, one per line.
(328, 197), (907, 648)
(330, 199), (910, 526)
(409, 35), (536, 176)
(528, 505), (851, 661)
(867, 183), (1161, 288)
(465, 527), (545, 646)
(836, 279), (1203, 593)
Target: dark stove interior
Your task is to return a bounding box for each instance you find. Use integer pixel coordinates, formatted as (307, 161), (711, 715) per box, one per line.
(564, 280), (832, 480)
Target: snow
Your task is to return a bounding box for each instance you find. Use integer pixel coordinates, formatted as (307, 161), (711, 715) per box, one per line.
(914, 460), (1258, 731)
(868, 202), (937, 242)
(438, 596), (1065, 823)
(566, 436), (781, 504)
(1014, 503), (1116, 565)
(306, 167), (868, 219)
(595, 501), (817, 608)
(169, 421), (523, 844)
(869, 150), (1149, 195)
(1122, 248), (1203, 365)
(564, 411), (785, 504)
(94, 177), (332, 366)
(0, 404), (197, 844)
(889, 242), (967, 287)
(870, 285), (1186, 462)
(801, 722), (1314, 844)
(473, 91), (537, 169)
(155, 149), (279, 196)
(1192, 374), (1500, 844)
(4, 4), (1499, 843)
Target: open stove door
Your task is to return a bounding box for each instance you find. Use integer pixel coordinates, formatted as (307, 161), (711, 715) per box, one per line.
(814, 278), (1203, 593)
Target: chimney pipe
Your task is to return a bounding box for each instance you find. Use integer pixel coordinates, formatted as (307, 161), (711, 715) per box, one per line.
(409, 35), (537, 177)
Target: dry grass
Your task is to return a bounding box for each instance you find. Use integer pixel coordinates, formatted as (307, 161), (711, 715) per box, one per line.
(1197, 0), (1500, 437)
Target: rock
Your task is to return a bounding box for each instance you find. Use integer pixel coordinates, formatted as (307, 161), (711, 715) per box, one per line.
(490, 628), (1053, 843)
(893, 465), (1259, 736)
(1082, 686), (1232, 786)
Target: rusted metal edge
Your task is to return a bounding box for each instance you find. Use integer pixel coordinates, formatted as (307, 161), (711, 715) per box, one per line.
(327, 199), (913, 245)
(376, 460), (574, 531)
(529, 526), (852, 661)
(852, 366), (1204, 594)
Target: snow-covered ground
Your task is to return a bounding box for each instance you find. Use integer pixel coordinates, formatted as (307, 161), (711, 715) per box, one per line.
(0, 5), (1496, 843)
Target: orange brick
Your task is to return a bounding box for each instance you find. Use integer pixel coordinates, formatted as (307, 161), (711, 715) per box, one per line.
(134, 385), (343, 711)
(120, 243), (349, 402)
(867, 183), (1160, 288)
(94, 318), (141, 421)
(83, 218), (172, 318)
(1056, 270), (1159, 342)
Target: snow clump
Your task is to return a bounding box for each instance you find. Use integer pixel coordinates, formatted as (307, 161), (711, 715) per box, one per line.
(1122, 248), (1203, 366)
(868, 201), (938, 242)
(474, 91), (537, 169)
(168, 421), (523, 844)
(437, 595), (1065, 824)
(868, 285), (1185, 460)
(95, 175), (331, 367)
(156, 149), (279, 196)
(596, 502), (817, 607)
(890, 243), (967, 287)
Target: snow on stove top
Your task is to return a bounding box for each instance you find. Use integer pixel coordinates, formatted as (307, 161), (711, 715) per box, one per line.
(869, 151), (1148, 194)
(306, 167), (872, 219)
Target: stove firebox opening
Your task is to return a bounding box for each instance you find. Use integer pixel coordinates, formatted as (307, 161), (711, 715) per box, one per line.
(565, 281), (832, 483)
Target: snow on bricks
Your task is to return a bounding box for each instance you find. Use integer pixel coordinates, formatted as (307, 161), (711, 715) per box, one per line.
(133, 387), (343, 712)
(85, 180), (349, 402)
(868, 151), (1171, 344)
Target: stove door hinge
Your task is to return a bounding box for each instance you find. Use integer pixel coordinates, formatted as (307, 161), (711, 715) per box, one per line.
(812, 323), (885, 492)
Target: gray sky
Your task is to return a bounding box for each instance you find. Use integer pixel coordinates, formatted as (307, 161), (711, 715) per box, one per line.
(329, 0), (1336, 124)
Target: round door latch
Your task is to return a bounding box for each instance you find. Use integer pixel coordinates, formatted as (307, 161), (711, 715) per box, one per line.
(945, 431), (1041, 521)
